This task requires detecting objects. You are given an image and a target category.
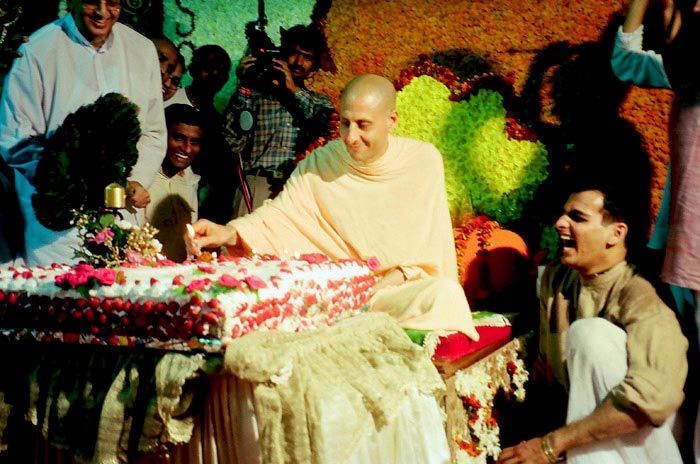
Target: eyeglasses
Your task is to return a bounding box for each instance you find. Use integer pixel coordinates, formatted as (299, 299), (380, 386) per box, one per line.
(82, 0), (121, 12)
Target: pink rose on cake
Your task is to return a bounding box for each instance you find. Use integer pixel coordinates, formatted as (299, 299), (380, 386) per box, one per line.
(366, 256), (381, 271)
(94, 267), (118, 285)
(244, 275), (268, 290)
(218, 274), (243, 289)
(300, 253), (329, 264)
(55, 264), (118, 297)
(56, 270), (89, 288)
(186, 278), (212, 293)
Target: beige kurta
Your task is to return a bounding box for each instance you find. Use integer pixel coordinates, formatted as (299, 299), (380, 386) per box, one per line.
(146, 167), (200, 262)
(539, 261), (688, 425)
(228, 135), (478, 339)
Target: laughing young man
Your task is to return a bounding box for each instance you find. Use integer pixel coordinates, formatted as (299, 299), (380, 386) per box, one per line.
(497, 164), (688, 463)
(0, 0), (165, 266)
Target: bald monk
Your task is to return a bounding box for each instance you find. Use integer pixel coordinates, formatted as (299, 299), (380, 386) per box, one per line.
(189, 74), (479, 339)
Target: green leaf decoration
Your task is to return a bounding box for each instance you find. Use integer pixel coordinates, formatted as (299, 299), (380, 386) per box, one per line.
(32, 93), (141, 231)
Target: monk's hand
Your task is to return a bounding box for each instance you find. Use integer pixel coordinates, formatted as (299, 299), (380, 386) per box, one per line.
(189, 219), (239, 251)
(495, 437), (549, 464)
(370, 268), (405, 296)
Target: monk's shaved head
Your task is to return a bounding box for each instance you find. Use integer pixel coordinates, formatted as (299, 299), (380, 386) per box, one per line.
(339, 74), (399, 164)
(340, 74), (396, 115)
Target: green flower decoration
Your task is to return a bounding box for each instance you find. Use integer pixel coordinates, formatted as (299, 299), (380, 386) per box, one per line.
(32, 93), (141, 231)
(394, 75), (549, 225)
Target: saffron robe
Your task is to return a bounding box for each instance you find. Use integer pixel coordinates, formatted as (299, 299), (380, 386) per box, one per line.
(228, 135), (479, 339)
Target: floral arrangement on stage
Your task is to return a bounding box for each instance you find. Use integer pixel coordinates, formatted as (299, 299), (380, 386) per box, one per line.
(452, 338), (528, 464)
(72, 212), (162, 268)
(31, 92), (164, 268)
(393, 57), (548, 225)
(32, 93), (140, 231)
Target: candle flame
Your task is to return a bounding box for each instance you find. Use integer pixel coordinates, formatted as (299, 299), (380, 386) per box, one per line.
(186, 223), (195, 238)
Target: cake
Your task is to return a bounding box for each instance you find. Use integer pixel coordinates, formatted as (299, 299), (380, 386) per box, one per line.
(0, 254), (379, 351)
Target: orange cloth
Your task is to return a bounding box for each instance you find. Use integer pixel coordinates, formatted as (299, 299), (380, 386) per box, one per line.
(228, 135), (478, 339)
(456, 226), (530, 308)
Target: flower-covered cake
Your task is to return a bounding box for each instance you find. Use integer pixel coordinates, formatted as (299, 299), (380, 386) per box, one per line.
(0, 254), (378, 351)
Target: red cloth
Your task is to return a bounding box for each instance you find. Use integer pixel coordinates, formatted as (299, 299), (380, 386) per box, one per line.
(432, 325), (511, 362)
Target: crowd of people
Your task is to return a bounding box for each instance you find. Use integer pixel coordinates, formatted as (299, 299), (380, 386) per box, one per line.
(0, 1), (335, 266)
(0, 1), (699, 463)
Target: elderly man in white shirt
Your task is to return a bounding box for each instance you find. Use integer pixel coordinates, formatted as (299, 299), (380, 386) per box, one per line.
(0, 0), (166, 266)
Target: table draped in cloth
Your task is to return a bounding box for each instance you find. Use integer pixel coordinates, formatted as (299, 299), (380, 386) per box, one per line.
(0, 313), (448, 463)
(219, 312), (447, 464)
(0, 344), (207, 463)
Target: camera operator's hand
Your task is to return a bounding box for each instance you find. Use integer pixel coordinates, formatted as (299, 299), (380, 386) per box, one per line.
(270, 58), (300, 93)
(237, 56), (257, 79)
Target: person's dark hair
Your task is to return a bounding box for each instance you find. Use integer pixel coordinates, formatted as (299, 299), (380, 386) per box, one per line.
(280, 24), (327, 71)
(563, 148), (651, 266)
(165, 104), (205, 130)
(151, 35), (177, 50)
(661, 3), (700, 96)
(190, 44), (232, 74)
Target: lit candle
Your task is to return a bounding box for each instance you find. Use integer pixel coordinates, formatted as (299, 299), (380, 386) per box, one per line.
(185, 224), (201, 260)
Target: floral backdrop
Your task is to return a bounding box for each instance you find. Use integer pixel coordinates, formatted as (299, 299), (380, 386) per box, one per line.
(0, 1), (673, 251)
(161, 0), (672, 250)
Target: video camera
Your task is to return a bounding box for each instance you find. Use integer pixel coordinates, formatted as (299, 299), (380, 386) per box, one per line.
(243, 1), (285, 90)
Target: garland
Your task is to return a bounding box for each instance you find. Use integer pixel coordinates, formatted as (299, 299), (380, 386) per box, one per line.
(453, 338), (528, 464)
(32, 93), (141, 231)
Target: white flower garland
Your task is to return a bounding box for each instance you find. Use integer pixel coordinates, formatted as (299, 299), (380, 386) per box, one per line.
(452, 337), (528, 464)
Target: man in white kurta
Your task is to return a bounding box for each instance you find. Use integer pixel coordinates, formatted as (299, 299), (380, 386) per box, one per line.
(0, 1), (166, 266)
(191, 74), (478, 339)
(146, 104), (203, 262)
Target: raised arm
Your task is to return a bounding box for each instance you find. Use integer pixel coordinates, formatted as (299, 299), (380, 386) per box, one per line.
(622, 0), (651, 32)
(611, 0), (671, 88)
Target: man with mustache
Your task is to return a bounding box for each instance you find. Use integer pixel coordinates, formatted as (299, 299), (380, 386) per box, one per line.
(223, 24), (335, 218)
(0, 0), (166, 266)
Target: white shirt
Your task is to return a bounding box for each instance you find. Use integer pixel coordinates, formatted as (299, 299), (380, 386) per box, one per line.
(163, 87), (194, 108)
(0, 13), (166, 266)
(611, 25), (671, 89)
(145, 166), (200, 262)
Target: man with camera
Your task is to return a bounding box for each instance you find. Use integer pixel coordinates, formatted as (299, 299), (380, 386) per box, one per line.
(222, 24), (335, 218)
